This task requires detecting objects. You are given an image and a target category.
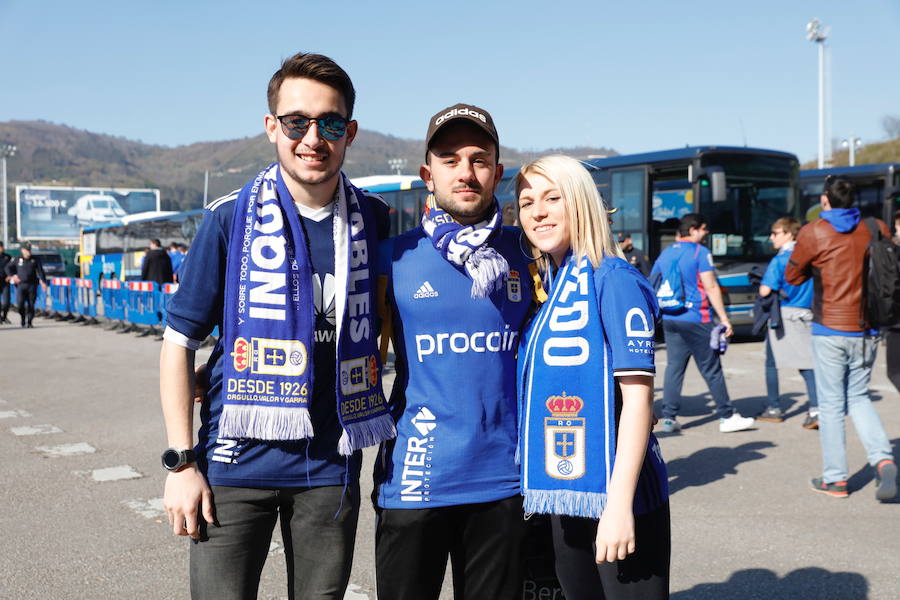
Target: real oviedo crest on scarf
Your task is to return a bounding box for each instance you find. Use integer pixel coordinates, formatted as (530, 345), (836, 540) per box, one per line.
(544, 393), (586, 480)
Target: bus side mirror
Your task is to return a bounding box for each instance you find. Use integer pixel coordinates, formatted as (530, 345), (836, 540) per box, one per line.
(694, 166), (727, 203)
(709, 169), (727, 203)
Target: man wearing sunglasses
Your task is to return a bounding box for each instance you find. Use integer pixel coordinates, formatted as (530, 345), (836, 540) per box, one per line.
(160, 52), (393, 599)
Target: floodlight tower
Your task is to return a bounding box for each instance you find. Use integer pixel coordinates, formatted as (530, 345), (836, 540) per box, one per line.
(0, 143), (15, 247)
(841, 136), (862, 167)
(807, 18), (830, 169)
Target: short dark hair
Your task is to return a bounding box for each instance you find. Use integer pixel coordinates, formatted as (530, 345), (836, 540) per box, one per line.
(267, 52), (355, 119)
(678, 213), (708, 237)
(150, 238), (162, 248)
(824, 176), (856, 209)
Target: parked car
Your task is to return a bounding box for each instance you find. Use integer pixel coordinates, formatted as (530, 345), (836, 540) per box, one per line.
(67, 194), (127, 225)
(31, 251), (67, 277)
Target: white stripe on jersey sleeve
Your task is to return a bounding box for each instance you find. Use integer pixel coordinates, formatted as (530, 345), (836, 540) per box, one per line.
(613, 370), (656, 377)
(206, 189), (240, 212)
(163, 326), (205, 351)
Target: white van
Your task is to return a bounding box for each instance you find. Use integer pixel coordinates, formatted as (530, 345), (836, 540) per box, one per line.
(67, 194), (127, 225)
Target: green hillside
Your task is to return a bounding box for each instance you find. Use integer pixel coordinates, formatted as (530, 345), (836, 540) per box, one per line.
(0, 120), (617, 219)
(801, 136), (900, 169)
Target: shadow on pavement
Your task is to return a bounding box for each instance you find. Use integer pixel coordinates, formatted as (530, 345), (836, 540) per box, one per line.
(672, 567), (869, 599)
(667, 441), (775, 494)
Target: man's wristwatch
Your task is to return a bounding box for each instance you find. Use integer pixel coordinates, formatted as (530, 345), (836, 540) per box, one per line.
(161, 448), (196, 472)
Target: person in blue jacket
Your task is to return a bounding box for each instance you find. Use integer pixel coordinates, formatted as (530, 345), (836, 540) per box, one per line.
(757, 216), (818, 428)
(516, 155), (669, 600)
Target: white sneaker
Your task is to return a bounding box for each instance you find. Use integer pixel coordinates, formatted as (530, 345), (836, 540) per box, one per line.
(719, 414), (755, 433)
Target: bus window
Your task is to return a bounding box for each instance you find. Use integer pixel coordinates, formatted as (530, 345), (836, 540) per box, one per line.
(609, 169), (646, 232)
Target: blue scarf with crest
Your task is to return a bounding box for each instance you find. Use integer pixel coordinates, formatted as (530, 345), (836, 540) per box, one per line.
(518, 254), (615, 518)
(220, 163), (395, 454)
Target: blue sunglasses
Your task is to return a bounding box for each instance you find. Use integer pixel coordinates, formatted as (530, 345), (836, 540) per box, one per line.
(276, 114), (350, 141)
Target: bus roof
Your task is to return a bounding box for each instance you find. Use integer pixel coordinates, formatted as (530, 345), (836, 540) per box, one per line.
(82, 208), (205, 232)
(359, 145), (797, 194)
(801, 163), (900, 179)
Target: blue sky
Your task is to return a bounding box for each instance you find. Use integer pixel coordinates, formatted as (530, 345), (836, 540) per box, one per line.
(1, 0), (898, 165)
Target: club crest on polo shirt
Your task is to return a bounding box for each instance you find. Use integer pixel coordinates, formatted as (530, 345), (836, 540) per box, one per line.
(507, 270), (522, 302)
(544, 393), (586, 480)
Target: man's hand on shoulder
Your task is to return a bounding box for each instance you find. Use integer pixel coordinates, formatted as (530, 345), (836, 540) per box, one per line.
(164, 465), (214, 539)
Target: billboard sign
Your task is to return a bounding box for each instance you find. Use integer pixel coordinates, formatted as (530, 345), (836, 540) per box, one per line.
(16, 185), (160, 240)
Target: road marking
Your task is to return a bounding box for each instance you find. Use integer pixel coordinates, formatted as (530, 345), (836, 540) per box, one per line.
(11, 424), (63, 436)
(0, 409), (31, 419)
(123, 498), (166, 519)
(36, 442), (96, 457)
(83, 465), (143, 482)
(344, 584), (370, 600)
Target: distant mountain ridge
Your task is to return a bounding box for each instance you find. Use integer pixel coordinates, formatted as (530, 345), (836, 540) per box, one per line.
(0, 120), (617, 212)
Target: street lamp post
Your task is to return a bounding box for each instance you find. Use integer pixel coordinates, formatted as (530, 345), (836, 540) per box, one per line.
(807, 18), (830, 169)
(841, 136), (862, 167)
(0, 144), (16, 248)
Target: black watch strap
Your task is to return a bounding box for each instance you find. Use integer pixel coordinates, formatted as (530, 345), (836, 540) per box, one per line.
(161, 448), (196, 472)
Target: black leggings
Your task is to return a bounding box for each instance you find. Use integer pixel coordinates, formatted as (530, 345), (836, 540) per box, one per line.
(551, 503), (670, 600)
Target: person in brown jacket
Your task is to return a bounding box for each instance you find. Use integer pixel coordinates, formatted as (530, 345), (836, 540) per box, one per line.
(785, 176), (897, 501)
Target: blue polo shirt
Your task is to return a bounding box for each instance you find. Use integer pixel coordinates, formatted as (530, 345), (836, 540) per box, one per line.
(649, 241), (715, 323)
(761, 242), (813, 308)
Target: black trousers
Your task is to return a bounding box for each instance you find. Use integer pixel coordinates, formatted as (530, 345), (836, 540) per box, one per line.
(0, 281), (9, 318)
(375, 495), (526, 600)
(551, 503), (670, 600)
(189, 484), (360, 600)
(16, 283), (36, 325)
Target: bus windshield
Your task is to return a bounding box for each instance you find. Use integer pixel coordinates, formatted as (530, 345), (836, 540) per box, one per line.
(699, 153), (798, 260)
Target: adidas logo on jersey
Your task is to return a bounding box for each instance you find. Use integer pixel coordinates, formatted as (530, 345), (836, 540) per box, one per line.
(413, 281), (439, 299)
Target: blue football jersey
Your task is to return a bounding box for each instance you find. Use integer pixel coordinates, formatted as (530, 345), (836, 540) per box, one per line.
(375, 227), (533, 509)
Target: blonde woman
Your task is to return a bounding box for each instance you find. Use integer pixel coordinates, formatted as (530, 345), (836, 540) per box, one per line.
(516, 155), (669, 599)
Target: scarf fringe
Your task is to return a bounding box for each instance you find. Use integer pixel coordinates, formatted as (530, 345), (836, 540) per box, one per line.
(337, 413), (398, 456)
(523, 489), (608, 520)
(219, 404), (314, 441)
(466, 246), (510, 298)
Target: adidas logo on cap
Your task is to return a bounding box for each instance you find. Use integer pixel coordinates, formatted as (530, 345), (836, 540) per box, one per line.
(413, 281), (439, 299)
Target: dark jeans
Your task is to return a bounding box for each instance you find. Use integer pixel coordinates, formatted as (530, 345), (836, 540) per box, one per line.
(551, 503), (671, 600)
(765, 337), (818, 411)
(375, 495), (526, 600)
(16, 283), (36, 326)
(661, 320), (733, 419)
(190, 483), (360, 600)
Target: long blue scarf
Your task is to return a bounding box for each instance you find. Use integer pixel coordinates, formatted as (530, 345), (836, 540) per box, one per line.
(420, 196), (509, 298)
(518, 254), (614, 518)
(220, 164), (395, 455)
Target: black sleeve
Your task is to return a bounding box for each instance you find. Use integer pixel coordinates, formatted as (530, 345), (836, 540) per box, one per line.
(35, 259), (47, 284)
(4, 259), (14, 278)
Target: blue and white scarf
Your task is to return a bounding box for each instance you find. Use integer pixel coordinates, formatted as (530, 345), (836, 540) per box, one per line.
(421, 196), (509, 298)
(220, 163), (395, 455)
(518, 254), (615, 518)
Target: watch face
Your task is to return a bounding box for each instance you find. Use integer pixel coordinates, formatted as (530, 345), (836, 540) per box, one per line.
(162, 449), (182, 470)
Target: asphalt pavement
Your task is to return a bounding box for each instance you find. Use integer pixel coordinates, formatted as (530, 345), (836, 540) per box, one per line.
(1, 316), (898, 599)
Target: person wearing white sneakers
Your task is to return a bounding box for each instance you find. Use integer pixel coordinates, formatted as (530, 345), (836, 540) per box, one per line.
(650, 213), (755, 434)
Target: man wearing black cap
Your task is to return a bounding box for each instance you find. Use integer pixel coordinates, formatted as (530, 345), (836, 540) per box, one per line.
(374, 103), (532, 599)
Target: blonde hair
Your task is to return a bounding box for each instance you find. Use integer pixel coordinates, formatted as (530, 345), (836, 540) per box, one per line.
(516, 155), (623, 274)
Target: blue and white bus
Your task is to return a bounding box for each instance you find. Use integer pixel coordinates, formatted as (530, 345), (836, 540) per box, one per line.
(800, 163), (900, 223)
(369, 146), (801, 326)
(79, 210), (204, 285)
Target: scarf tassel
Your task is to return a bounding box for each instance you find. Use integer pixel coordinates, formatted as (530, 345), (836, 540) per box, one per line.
(219, 405), (314, 441)
(524, 489), (608, 520)
(338, 413), (397, 456)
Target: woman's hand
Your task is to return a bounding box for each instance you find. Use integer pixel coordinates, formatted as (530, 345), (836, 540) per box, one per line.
(595, 505), (636, 563)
